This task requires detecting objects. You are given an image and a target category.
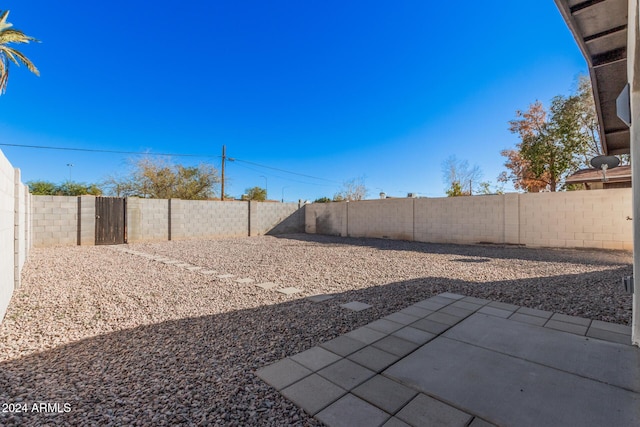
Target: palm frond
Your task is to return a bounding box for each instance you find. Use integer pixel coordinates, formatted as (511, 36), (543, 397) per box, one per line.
(0, 10), (39, 94)
(0, 55), (8, 94)
(1, 46), (39, 75)
(1, 47), (19, 66)
(0, 11), (12, 32)
(0, 28), (39, 44)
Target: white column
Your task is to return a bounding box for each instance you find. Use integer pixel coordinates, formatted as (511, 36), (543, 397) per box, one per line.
(629, 0), (640, 346)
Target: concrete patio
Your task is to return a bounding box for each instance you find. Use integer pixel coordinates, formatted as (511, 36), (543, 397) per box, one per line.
(258, 293), (640, 427)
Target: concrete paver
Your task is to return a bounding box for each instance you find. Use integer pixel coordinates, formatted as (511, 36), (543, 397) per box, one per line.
(399, 305), (433, 318)
(461, 296), (490, 305)
(255, 282), (278, 290)
(515, 306), (553, 319)
(371, 335), (419, 357)
(317, 359), (375, 390)
(590, 319), (632, 335)
(487, 301), (519, 312)
(443, 313), (640, 392)
(352, 375), (417, 414)
(256, 358), (312, 391)
(281, 374), (346, 416)
(395, 393), (473, 427)
(391, 326), (436, 345)
(438, 292), (465, 300)
(340, 301), (372, 312)
(410, 318), (451, 335)
(439, 305), (474, 318)
(508, 312), (548, 326)
(450, 300), (484, 311)
(544, 319), (588, 335)
(320, 335), (368, 357)
(426, 311), (464, 326)
(383, 312), (420, 325)
(291, 346), (342, 371)
(381, 417), (411, 427)
(316, 394), (390, 427)
(385, 337), (640, 427)
(586, 327), (632, 344)
(549, 312), (591, 326)
(469, 418), (498, 427)
(366, 319), (405, 334)
(307, 294), (335, 303)
(477, 305), (513, 318)
(344, 326), (387, 345)
(413, 299), (450, 311)
(347, 345), (400, 372)
(257, 293), (640, 427)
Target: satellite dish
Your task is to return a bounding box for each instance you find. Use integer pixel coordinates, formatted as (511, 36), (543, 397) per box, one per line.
(590, 155), (620, 182)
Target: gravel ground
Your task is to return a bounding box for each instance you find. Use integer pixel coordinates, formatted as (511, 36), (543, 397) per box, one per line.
(0, 234), (633, 426)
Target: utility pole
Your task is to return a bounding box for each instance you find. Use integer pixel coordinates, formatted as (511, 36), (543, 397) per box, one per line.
(221, 145), (226, 201)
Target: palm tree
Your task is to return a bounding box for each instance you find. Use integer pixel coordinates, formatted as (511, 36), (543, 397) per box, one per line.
(0, 10), (39, 94)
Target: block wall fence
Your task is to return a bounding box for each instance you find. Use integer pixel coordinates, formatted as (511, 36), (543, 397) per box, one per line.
(305, 189), (633, 250)
(31, 197), (305, 247)
(0, 149), (31, 323)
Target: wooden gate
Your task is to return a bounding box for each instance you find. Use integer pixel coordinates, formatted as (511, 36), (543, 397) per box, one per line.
(95, 197), (127, 245)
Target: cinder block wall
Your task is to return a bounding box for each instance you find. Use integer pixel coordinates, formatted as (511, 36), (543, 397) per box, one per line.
(127, 198), (169, 242)
(414, 195), (505, 245)
(253, 202), (303, 236)
(305, 202), (348, 236)
(32, 196), (304, 245)
(79, 196), (96, 245)
(348, 198), (414, 240)
(0, 149), (31, 323)
(519, 188), (632, 250)
(305, 190), (633, 249)
(171, 200), (248, 240)
(32, 196), (78, 247)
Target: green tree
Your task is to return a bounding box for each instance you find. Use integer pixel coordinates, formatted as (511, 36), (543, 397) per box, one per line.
(27, 180), (57, 195)
(27, 180), (103, 196)
(244, 186), (267, 201)
(504, 75), (604, 192)
(104, 158), (220, 199)
(56, 181), (102, 196)
(0, 10), (39, 94)
(313, 197), (332, 203)
(445, 181), (465, 197)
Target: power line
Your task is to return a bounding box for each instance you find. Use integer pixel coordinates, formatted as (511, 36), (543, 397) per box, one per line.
(231, 160), (337, 187)
(0, 142), (219, 158)
(0, 141), (344, 185)
(231, 158), (342, 184)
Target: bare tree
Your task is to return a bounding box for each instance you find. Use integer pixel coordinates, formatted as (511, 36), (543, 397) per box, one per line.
(333, 177), (368, 201)
(441, 155), (482, 196)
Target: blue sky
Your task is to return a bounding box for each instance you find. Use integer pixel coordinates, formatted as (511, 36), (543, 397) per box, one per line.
(0, 1), (587, 201)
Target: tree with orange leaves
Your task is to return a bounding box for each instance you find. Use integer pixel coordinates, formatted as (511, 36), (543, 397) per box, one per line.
(501, 76), (600, 192)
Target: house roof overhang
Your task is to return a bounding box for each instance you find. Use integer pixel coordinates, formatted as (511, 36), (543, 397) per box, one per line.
(554, 0), (630, 155)
(565, 164), (632, 183)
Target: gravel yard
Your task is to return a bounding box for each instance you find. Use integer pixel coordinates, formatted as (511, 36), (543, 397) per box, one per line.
(0, 233), (633, 426)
